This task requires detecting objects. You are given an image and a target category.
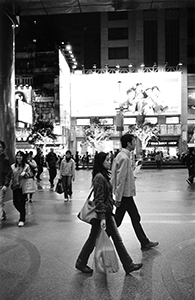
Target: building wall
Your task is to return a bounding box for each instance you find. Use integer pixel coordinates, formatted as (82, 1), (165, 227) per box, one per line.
(100, 9), (195, 153)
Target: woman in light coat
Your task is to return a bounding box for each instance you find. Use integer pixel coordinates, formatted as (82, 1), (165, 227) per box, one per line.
(11, 151), (31, 227)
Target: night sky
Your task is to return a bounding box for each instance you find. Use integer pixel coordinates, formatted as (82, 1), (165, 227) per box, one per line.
(16, 12), (101, 69)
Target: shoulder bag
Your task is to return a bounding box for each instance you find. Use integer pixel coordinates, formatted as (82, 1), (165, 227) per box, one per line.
(77, 189), (97, 224)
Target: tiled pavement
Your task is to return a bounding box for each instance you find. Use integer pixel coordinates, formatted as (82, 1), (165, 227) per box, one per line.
(0, 167), (195, 300)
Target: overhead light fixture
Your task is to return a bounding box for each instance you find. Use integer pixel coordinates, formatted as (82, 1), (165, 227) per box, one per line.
(65, 43), (72, 51)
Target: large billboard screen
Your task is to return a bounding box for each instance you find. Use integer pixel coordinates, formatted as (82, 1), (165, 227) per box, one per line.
(71, 72), (181, 117)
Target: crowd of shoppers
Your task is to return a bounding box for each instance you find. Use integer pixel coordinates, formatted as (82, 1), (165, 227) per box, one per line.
(3, 135), (195, 276)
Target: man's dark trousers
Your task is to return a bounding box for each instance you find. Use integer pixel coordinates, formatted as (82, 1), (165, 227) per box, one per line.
(115, 196), (150, 247)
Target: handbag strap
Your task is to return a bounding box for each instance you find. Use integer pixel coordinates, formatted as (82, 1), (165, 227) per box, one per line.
(87, 188), (94, 200)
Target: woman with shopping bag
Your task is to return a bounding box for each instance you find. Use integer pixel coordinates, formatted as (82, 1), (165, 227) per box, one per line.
(11, 151), (32, 227)
(75, 152), (143, 274)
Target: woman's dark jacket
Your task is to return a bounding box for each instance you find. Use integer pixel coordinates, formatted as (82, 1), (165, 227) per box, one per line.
(93, 172), (114, 221)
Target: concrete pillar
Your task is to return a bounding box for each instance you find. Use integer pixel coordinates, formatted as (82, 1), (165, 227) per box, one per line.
(0, 9), (16, 163)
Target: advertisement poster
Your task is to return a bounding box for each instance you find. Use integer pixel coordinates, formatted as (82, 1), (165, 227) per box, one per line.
(15, 86), (33, 124)
(71, 72), (181, 117)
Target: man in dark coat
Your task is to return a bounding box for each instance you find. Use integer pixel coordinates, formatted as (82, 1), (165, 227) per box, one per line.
(45, 148), (58, 189)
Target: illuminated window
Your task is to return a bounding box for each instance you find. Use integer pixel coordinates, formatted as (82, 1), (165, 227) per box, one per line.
(124, 118), (136, 125)
(76, 119), (90, 125)
(166, 117), (179, 124)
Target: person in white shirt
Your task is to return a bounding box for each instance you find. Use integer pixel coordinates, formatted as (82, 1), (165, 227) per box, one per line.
(111, 133), (159, 250)
(60, 150), (75, 201)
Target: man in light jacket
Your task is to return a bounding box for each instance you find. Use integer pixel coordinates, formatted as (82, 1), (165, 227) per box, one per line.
(111, 133), (159, 250)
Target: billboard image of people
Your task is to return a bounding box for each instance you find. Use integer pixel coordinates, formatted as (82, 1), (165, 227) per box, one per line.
(15, 86), (33, 125)
(71, 72), (181, 117)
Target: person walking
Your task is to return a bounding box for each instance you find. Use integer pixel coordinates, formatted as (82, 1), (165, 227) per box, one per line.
(111, 133), (159, 251)
(155, 152), (162, 169)
(34, 148), (44, 182)
(184, 148), (195, 185)
(26, 151), (37, 202)
(75, 152), (143, 274)
(60, 150), (75, 201)
(0, 140), (12, 221)
(11, 151), (31, 227)
(75, 151), (80, 170)
(45, 148), (58, 189)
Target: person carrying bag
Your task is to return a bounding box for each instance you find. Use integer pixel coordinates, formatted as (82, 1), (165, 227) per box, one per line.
(75, 152), (143, 275)
(94, 228), (119, 274)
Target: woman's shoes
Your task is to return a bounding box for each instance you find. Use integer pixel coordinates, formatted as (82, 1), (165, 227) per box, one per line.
(18, 221), (25, 227)
(75, 260), (93, 273)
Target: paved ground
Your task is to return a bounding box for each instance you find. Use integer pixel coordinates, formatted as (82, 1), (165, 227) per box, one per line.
(0, 167), (195, 300)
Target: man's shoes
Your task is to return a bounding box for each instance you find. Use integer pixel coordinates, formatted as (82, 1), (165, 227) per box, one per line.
(141, 241), (159, 250)
(18, 221), (25, 227)
(186, 179), (192, 185)
(69, 195), (72, 201)
(1, 211), (6, 221)
(75, 262), (93, 274)
(126, 263), (143, 274)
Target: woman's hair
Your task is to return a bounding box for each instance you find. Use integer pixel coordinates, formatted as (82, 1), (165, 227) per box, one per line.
(92, 152), (110, 181)
(66, 150), (72, 156)
(0, 140), (5, 150)
(15, 151), (26, 168)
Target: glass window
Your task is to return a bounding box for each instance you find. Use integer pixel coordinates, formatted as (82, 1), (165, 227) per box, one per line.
(188, 88), (195, 114)
(108, 28), (128, 40)
(108, 47), (128, 59)
(165, 19), (179, 66)
(108, 12), (128, 20)
(144, 20), (158, 67)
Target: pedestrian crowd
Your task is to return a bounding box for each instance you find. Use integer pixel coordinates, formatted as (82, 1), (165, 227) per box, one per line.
(1, 135), (194, 276)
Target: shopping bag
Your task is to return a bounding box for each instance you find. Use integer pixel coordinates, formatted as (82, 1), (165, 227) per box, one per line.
(55, 179), (64, 194)
(22, 178), (36, 194)
(77, 189), (97, 224)
(94, 229), (119, 274)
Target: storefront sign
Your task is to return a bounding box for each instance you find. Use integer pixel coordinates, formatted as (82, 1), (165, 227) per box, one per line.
(148, 141), (178, 147)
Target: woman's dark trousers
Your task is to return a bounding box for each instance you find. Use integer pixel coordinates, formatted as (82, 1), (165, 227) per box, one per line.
(76, 215), (133, 272)
(13, 188), (26, 222)
(62, 176), (72, 199)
